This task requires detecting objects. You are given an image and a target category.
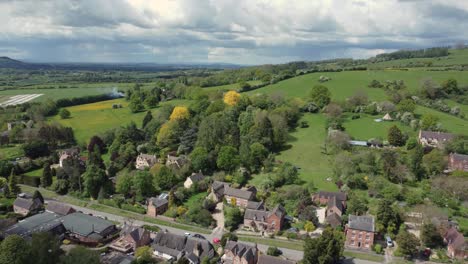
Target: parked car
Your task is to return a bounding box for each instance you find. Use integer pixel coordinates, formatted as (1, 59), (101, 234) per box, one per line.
(184, 232), (191, 237)
(213, 238), (221, 244)
(386, 236), (393, 247)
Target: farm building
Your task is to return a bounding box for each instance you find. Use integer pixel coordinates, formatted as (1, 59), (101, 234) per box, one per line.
(2, 212), (65, 240)
(61, 212), (117, 244)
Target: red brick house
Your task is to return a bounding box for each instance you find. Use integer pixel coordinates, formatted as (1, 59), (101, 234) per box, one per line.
(222, 241), (258, 264)
(345, 215), (376, 250)
(448, 153), (468, 172)
(243, 205), (286, 232)
(46, 201), (75, 215)
(147, 197), (169, 217)
(443, 227), (467, 260)
(312, 191), (347, 208)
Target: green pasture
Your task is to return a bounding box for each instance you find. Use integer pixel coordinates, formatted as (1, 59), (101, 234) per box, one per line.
(52, 98), (190, 144)
(0, 145), (23, 160)
(415, 105), (468, 134)
(276, 114), (337, 191)
(246, 70), (468, 101)
(343, 114), (415, 140)
(203, 80), (263, 92)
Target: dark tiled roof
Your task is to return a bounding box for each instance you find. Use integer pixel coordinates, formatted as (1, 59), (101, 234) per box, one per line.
(224, 186), (255, 200)
(189, 172), (205, 182)
(348, 215), (375, 232)
(420, 130), (455, 142)
(450, 153), (468, 163)
(225, 241), (257, 262)
(326, 213), (342, 228)
(61, 212), (115, 237)
(3, 212), (65, 238)
(258, 255), (295, 264)
(152, 232), (215, 261)
(327, 196), (343, 213)
(122, 224), (149, 243)
(149, 197), (168, 208)
(46, 201), (75, 215)
(316, 191), (346, 201)
(247, 201), (265, 210)
(244, 209), (269, 221)
(14, 197), (42, 210)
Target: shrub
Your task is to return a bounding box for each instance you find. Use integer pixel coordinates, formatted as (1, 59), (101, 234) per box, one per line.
(373, 244), (383, 254)
(121, 203), (146, 214)
(267, 246), (282, 256)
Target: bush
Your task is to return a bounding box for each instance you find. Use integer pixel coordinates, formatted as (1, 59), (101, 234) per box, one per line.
(267, 246), (282, 256)
(287, 232), (298, 240)
(121, 203), (146, 214)
(373, 244), (383, 254)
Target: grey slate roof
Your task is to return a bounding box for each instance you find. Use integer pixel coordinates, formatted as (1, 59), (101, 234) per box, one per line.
(46, 201), (75, 215)
(3, 212), (65, 238)
(225, 241), (257, 262)
(121, 224), (148, 243)
(258, 255), (295, 264)
(348, 215), (375, 232)
(246, 201), (265, 210)
(152, 231), (215, 262)
(14, 197), (42, 210)
(224, 186), (255, 200)
(189, 172), (204, 182)
(61, 212), (115, 237)
(326, 212), (342, 228)
(419, 130), (455, 142)
(316, 191), (347, 202)
(149, 197), (168, 208)
(327, 196), (343, 213)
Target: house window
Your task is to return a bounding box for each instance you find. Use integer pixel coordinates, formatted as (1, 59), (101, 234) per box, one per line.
(351, 240), (355, 245)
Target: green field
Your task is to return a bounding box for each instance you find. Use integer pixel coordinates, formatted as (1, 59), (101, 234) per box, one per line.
(0, 145), (24, 160)
(23, 168), (43, 177)
(276, 114), (336, 191)
(343, 114), (415, 140)
(247, 70), (468, 101)
(415, 105), (468, 134)
(52, 98), (190, 144)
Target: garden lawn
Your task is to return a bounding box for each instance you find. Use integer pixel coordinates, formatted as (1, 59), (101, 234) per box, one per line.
(246, 70), (468, 101)
(183, 192), (207, 208)
(0, 145), (23, 160)
(276, 114), (337, 191)
(203, 81), (263, 92)
(343, 114), (415, 141)
(24, 168), (42, 177)
(51, 98), (190, 144)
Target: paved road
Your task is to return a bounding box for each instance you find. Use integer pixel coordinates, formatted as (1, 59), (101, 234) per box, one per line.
(40, 195), (380, 263)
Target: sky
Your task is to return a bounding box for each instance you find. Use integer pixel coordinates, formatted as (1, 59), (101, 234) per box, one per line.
(1, 0), (467, 65)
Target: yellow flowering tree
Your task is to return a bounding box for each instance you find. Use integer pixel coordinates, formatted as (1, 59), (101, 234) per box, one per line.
(224, 90), (241, 106)
(169, 106), (190, 121)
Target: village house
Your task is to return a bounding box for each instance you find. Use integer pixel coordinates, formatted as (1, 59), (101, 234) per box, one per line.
(110, 223), (151, 253)
(7, 120), (33, 131)
(135, 153), (158, 170)
(246, 200), (265, 210)
(46, 201), (76, 216)
(257, 255), (295, 264)
(243, 204), (286, 232)
(418, 130), (455, 149)
(13, 196), (43, 216)
(448, 153), (468, 172)
(312, 191), (347, 208)
(443, 227), (467, 260)
(151, 231), (215, 263)
(345, 215), (376, 250)
(326, 195), (344, 217)
(222, 240), (258, 264)
(166, 154), (188, 169)
(58, 147), (81, 167)
(326, 212), (342, 228)
(184, 171), (205, 189)
(61, 212), (118, 245)
(2, 211), (66, 240)
(209, 181), (257, 207)
(147, 196), (169, 217)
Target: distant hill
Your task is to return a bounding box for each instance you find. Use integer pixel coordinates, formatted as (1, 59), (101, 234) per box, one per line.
(0, 56), (240, 71)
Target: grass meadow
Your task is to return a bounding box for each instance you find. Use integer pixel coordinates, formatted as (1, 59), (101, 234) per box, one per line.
(343, 114), (415, 140)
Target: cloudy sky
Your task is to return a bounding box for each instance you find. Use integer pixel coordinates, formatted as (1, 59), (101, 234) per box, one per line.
(1, 0), (467, 65)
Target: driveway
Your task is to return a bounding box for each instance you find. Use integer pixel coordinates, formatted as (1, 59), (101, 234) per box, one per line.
(316, 207), (326, 224)
(211, 202), (225, 239)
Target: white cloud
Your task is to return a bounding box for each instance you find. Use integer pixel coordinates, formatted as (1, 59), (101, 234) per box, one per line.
(0, 0), (467, 64)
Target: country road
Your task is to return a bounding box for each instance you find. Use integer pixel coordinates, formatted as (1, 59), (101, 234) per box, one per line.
(21, 185), (380, 263)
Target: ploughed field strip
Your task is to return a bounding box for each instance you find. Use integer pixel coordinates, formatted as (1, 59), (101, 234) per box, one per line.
(0, 94), (43, 106)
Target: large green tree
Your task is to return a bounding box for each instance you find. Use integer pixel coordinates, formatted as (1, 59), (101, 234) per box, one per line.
(420, 222), (443, 248)
(309, 85), (331, 108)
(387, 125), (406, 146)
(8, 169), (20, 197)
(30, 232), (63, 264)
(82, 165), (108, 199)
(303, 227), (344, 264)
(376, 199), (401, 234)
(217, 146), (240, 172)
(396, 230), (420, 259)
(0, 235), (31, 264)
(41, 162), (53, 187)
(59, 246), (100, 264)
(190, 147), (210, 172)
